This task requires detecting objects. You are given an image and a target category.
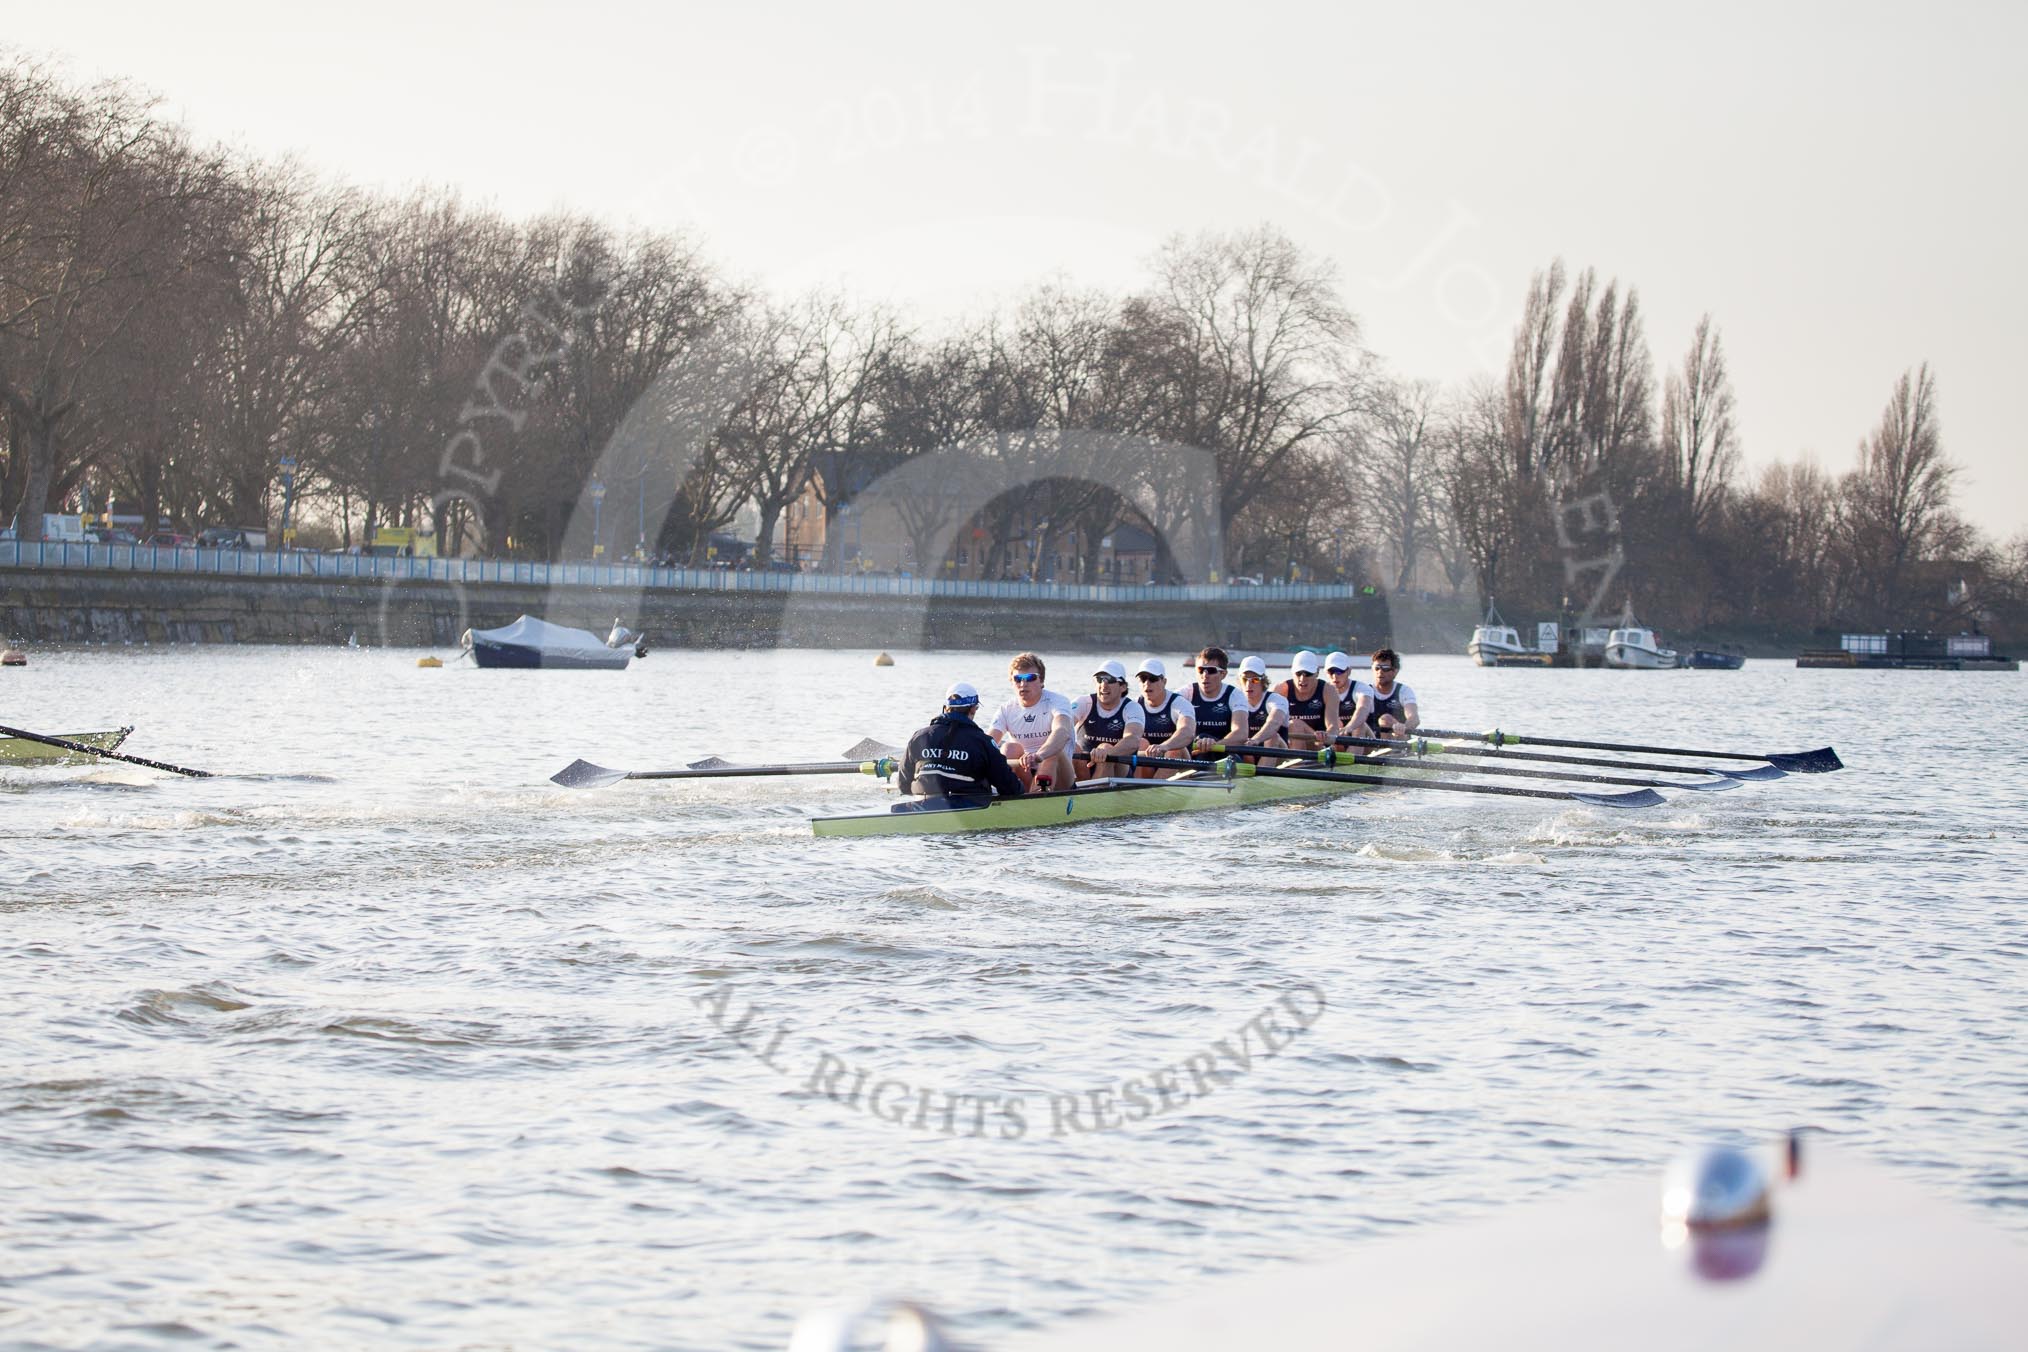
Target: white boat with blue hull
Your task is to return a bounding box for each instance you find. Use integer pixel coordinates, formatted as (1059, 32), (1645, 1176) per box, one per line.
(460, 615), (644, 669)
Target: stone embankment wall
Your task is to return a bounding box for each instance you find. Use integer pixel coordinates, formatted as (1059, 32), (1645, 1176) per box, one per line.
(1, 568), (1396, 653)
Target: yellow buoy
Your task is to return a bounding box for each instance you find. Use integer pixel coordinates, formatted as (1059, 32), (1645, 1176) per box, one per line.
(874, 652), (894, 667)
(417, 655), (443, 668)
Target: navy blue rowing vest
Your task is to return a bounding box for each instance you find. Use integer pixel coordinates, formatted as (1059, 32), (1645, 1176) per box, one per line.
(1079, 697), (1132, 751)
(1139, 691), (1184, 743)
(1278, 678), (1329, 734)
(1189, 682), (1235, 740)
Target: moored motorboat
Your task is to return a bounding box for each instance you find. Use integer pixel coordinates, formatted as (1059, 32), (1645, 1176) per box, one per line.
(1467, 602), (1531, 666)
(1605, 623), (1679, 669)
(0, 726), (133, 766)
(1684, 649), (1745, 670)
(460, 615), (636, 670)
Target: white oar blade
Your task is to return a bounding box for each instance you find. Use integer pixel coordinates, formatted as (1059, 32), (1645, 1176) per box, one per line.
(551, 759), (629, 789)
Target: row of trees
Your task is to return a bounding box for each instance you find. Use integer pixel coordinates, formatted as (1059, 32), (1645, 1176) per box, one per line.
(5, 55), (2018, 635)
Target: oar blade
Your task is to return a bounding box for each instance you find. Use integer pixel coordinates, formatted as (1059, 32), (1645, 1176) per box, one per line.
(1569, 787), (1666, 810)
(840, 737), (901, 759)
(1767, 746), (1843, 774)
(1715, 763), (1787, 782)
(550, 759), (629, 789)
(686, 755), (735, 770)
(1671, 775), (1742, 792)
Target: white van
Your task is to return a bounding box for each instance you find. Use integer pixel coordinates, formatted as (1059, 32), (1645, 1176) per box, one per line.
(2, 514), (88, 542)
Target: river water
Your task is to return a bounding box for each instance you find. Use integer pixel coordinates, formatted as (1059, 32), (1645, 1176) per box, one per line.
(4, 645), (2025, 1349)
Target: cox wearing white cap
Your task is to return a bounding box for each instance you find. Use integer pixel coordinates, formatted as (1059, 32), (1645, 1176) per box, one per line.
(1275, 649), (1340, 752)
(1070, 659), (1145, 779)
(1232, 654), (1289, 748)
(1132, 656), (1195, 777)
(896, 681), (1028, 800)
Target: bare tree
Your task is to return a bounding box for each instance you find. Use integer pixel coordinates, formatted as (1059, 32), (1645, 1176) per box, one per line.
(1136, 226), (1367, 549)
(1659, 314), (1739, 534)
(1356, 376), (1442, 592)
(0, 67), (226, 538)
(1837, 364), (1968, 619)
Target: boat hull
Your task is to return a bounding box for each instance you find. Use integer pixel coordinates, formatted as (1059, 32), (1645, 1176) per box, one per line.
(1684, 649), (1745, 670)
(1467, 640), (1529, 667)
(812, 764), (1427, 837)
(0, 727), (133, 766)
(468, 639), (630, 670)
(1604, 643), (1679, 670)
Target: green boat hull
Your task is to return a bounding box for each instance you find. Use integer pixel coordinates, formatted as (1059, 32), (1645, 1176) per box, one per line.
(811, 764), (1428, 837)
(0, 727), (133, 767)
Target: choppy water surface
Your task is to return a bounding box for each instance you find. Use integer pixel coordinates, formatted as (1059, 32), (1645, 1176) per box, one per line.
(4, 646), (2025, 1349)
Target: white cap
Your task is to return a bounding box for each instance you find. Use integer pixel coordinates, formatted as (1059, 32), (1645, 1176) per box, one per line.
(1291, 650), (1321, 675)
(1325, 650), (1354, 672)
(944, 681), (980, 709)
(1093, 659), (1128, 682)
(1136, 657), (1167, 680)
(1239, 655), (1268, 677)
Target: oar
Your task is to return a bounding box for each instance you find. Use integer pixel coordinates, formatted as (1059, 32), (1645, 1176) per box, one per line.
(0, 722), (211, 778)
(1417, 726), (1842, 774)
(1329, 733), (1778, 782)
(552, 755), (897, 790)
(1120, 754), (1664, 809)
(1333, 730), (1782, 781)
(1207, 743), (1740, 793)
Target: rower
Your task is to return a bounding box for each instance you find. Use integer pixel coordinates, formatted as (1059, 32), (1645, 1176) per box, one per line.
(1234, 655), (1289, 748)
(987, 651), (1076, 790)
(1184, 646), (1247, 757)
(1276, 650), (1340, 751)
(898, 682), (1027, 800)
(1132, 657), (1196, 778)
(1348, 647), (1420, 748)
(1324, 650), (1359, 729)
(1071, 660), (1146, 780)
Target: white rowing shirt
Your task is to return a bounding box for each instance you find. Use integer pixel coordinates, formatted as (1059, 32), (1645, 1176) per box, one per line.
(988, 689), (1075, 754)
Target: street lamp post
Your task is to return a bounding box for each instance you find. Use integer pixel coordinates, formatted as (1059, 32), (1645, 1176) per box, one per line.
(590, 480), (607, 560)
(278, 456), (299, 550)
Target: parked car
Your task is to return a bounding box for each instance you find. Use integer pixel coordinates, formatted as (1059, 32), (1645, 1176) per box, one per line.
(198, 526), (268, 550)
(1229, 574), (1264, 587)
(89, 527), (140, 545)
(145, 532), (197, 548)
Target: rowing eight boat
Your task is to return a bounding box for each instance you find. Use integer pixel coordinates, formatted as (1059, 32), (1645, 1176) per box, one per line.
(810, 761), (1437, 838)
(0, 726), (132, 767)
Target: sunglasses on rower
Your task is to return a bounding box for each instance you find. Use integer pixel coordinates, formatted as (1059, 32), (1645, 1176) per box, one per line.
(1011, 672), (1041, 684)
(1196, 664), (1224, 674)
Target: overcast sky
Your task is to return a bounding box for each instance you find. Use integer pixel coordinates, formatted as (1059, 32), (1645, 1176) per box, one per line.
(13, 0), (2024, 538)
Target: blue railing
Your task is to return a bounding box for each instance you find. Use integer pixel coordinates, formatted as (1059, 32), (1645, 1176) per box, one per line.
(0, 540), (1369, 604)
